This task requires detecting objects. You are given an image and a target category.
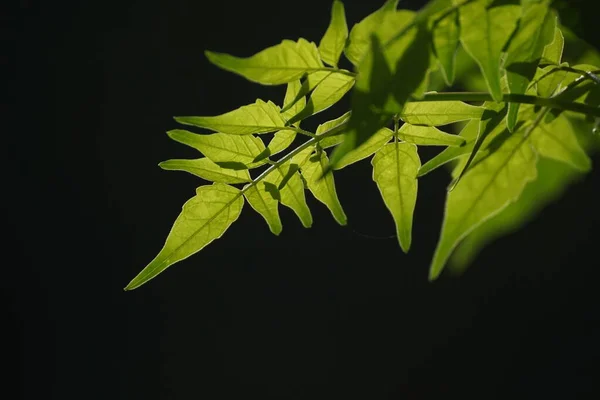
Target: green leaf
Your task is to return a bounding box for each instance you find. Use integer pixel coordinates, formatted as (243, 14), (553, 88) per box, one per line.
(205, 39), (323, 85)
(432, 9), (459, 85)
(159, 158), (252, 184)
(418, 119), (480, 177)
(450, 102), (507, 189)
(541, 23), (564, 65)
(287, 72), (355, 125)
(265, 163), (313, 228)
(397, 124), (465, 147)
(125, 183), (244, 290)
(530, 114), (591, 172)
(449, 157), (582, 273)
(399, 101), (483, 126)
(316, 111), (351, 149)
(167, 130), (266, 169)
(429, 129), (538, 280)
(504, 3), (555, 131)
(175, 99), (285, 135)
(319, 0), (348, 67)
(535, 64), (569, 98)
(372, 142), (420, 253)
(281, 71), (330, 114)
(267, 131), (297, 157)
(335, 128), (394, 169)
(300, 151), (347, 225)
(457, 1), (520, 101)
(243, 182), (283, 235)
(344, 0), (399, 66)
(281, 80), (306, 123)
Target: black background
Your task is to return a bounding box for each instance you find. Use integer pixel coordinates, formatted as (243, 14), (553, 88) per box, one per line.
(8, 0), (600, 398)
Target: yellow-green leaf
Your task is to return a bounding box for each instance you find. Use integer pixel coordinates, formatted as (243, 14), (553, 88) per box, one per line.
(244, 182), (282, 235)
(159, 158), (251, 184)
(399, 101), (483, 126)
(300, 151), (347, 225)
(281, 71), (330, 114)
(205, 39), (323, 85)
(457, 1), (520, 101)
(316, 111), (351, 149)
(281, 80), (306, 123)
(541, 23), (564, 65)
(175, 99), (285, 135)
(167, 130), (266, 169)
(372, 142), (420, 253)
(432, 9), (459, 85)
(265, 163), (312, 228)
(397, 124), (465, 147)
(318, 0), (348, 67)
(335, 128), (393, 169)
(125, 183), (244, 290)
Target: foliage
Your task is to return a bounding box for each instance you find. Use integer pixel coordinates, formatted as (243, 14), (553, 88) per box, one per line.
(125, 0), (600, 290)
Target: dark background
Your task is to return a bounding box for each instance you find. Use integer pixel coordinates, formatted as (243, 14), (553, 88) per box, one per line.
(8, 0), (599, 398)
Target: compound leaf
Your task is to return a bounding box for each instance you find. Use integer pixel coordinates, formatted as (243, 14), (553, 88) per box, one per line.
(432, 8), (459, 85)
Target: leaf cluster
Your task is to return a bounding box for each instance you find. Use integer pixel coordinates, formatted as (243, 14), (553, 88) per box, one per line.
(125, 0), (600, 290)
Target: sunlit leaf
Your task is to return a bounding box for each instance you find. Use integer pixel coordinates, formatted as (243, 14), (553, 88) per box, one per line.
(167, 130), (266, 169)
(205, 39), (323, 85)
(319, 0), (348, 67)
(432, 9), (459, 85)
(504, 2), (555, 131)
(265, 162), (313, 228)
(541, 23), (564, 65)
(287, 72), (355, 125)
(399, 100), (483, 126)
(125, 183), (244, 290)
(175, 99), (285, 135)
(457, 1), (520, 101)
(281, 71), (330, 114)
(159, 158), (251, 184)
(429, 129), (538, 280)
(316, 111), (351, 149)
(530, 114), (591, 172)
(244, 182), (283, 235)
(335, 128), (393, 169)
(372, 142), (420, 252)
(397, 124), (465, 147)
(301, 151), (347, 225)
(282, 80), (306, 123)
(344, 0), (399, 66)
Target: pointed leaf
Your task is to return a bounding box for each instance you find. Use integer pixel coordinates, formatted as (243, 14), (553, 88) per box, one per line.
(541, 23), (564, 65)
(125, 183), (244, 290)
(316, 111), (351, 149)
(175, 100), (285, 135)
(429, 131), (538, 280)
(344, 0), (399, 66)
(535, 64), (570, 98)
(281, 71), (330, 114)
(167, 130), (266, 169)
(244, 182), (282, 235)
(287, 72), (355, 125)
(531, 114), (591, 172)
(319, 0), (348, 67)
(159, 158), (251, 184)
(432, 9), (459, 85)
(300, 151), (347, 225)
(281, 80), (306, 124)
(372, 142), (420, 253)
(205, 39), (323, 85)
(335, 128), (393, 169)
(265, 163), (312, 228)
(399, 101), (483, 126)
(505, 3), (555, 131)
(457, 1), (520, 101)
(398, 124), (465, 147)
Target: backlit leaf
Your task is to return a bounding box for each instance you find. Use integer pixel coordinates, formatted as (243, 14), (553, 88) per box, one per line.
(265, 162), (313, 228)
(316, 111), (351, 149)
(372, 142), (420, 252)
(159, 158), (251, 184)
(397, 124), (465, 147)
(125, 183), (244, 290)
(281, 80), (306, 123)
(244, 182), (283, 235)
(205, 39), (323, 85)
(319, 0), (348, 67)
(541, 23), (564, 65)
(432, 9), (459, 85)
(301, 151), (347, 225)
(335, 128), (393, 169)
(457, 1), (520, 101)
(167, 130), (266, 169)
(175, 99), (285, 135)
(399, 101), (483, 126)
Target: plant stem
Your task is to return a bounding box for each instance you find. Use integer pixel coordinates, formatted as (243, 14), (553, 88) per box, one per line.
(241, 120), (349, 195)
(414, 92), (600, 117)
